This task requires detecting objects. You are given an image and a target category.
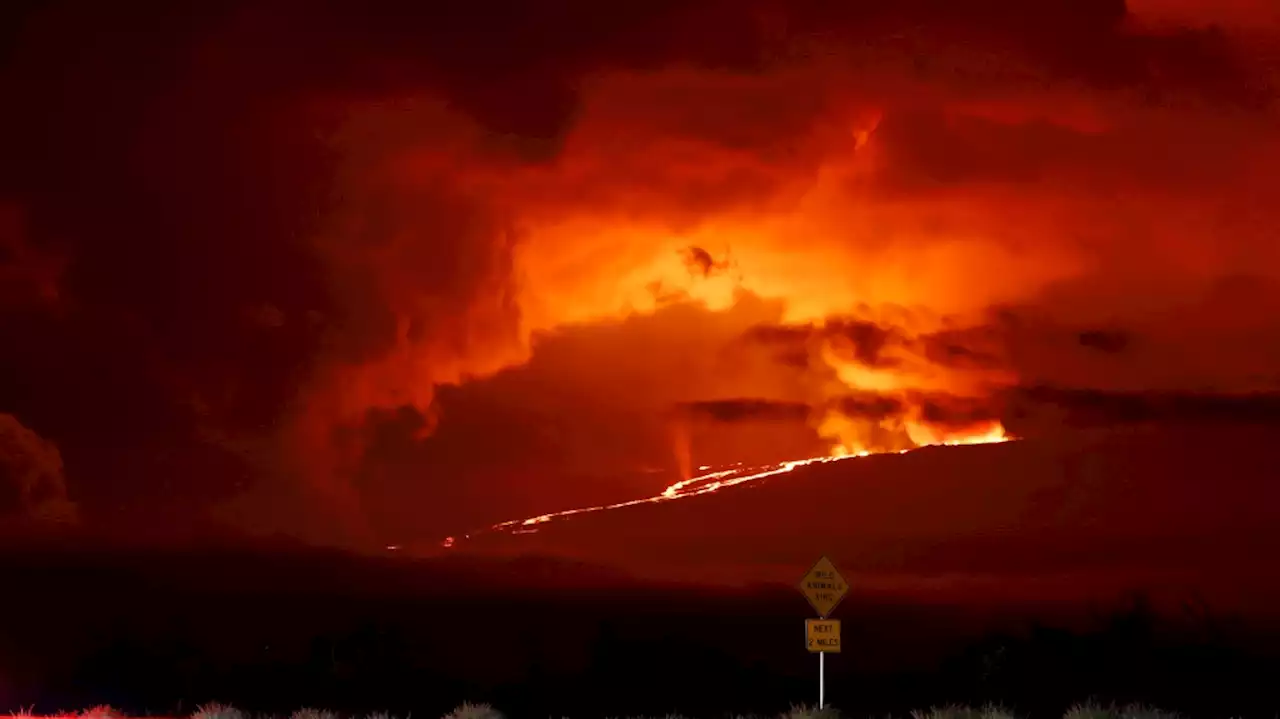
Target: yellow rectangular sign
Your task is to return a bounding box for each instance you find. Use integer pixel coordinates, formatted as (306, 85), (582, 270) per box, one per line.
(805, 618), (841, 653)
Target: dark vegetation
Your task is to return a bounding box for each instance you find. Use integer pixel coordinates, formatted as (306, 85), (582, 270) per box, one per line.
(1, 538), (1278, 719)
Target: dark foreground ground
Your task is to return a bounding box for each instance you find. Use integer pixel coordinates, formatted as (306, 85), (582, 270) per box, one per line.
(2, 539), (1279, 719)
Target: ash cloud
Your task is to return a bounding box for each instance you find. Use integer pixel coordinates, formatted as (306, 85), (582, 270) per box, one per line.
(672, 390), (1004, 429)
(1077, 329), (1131, 354)
(1008, 386), (1280, 429)
(673, 398), (812, 424)
(742, 315), (1016, 385)
(742, 300), (1280, 442)
(833, 393), (906, 422)
(2, 0), (1279, 542)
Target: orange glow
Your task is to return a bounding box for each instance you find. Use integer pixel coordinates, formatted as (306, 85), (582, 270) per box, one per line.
(7, 0), (1280, 600)
(904, 420), (1009, 449)
(446, 425), (1012, 546)
(314, 75), (1057, 476)
(278, 31), (1280, 543)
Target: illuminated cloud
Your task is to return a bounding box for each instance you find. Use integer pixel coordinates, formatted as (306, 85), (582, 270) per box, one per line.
(1, 0), (1278, 541)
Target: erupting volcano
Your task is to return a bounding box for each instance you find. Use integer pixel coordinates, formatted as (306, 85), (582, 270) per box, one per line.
(444, 419), (1011, 547)
(3, 0), (1280, 568)
(9, 2), (1280, 715)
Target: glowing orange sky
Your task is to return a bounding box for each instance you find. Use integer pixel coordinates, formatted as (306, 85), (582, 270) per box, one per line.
(284, 25), (1280, 542)
(2, 0), (1280, 554)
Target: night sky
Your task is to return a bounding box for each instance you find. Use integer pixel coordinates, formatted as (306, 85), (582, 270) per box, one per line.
(2, 0), (1280, 588)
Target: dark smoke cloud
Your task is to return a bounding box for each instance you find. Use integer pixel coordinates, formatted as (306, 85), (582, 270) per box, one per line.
(828, 391), (1006, 428)
(827, 320), (903, 369)
(0, 0), (1277, 543)
(1076, 329), (1131, 354)
(673, 398), (811, 424)
(832, 393), (905, 422)
(1008, 386), (1280, 428)
(677, 383), (1280, 436)
(914, 392), (1004, 427)
(918, 328), (1007, 370)
(746, 291), (1280, 398)
(745, 318), (915, 370)
(743, 301), (1280, 442)
(673, 391), (1005, 429)
(742, 314), (1017, 386)
(681, 246), (733, 279)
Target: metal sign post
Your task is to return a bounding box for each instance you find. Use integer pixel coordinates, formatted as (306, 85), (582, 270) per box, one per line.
(806, 617), (842, 705)
(799, 556), (849, 709)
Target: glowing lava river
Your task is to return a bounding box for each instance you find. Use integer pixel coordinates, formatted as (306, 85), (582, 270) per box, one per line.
(440, 425), (1012, 549)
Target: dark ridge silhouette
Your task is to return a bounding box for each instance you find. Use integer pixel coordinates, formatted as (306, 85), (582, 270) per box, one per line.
(3, 542), (1279, 719)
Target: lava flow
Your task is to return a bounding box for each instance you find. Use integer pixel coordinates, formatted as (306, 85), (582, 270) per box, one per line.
(441, 423), (1011, 548)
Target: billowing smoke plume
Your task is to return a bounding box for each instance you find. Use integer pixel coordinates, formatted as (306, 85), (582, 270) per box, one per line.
(2, 0), (1279, 542)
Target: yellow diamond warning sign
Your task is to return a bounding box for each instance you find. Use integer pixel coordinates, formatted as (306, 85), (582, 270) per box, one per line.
(806, 618), (842, 653)
(799, 555), (848, 618)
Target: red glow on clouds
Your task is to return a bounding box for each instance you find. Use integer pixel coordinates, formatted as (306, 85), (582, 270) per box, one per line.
(2, 0), (1280, 569)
